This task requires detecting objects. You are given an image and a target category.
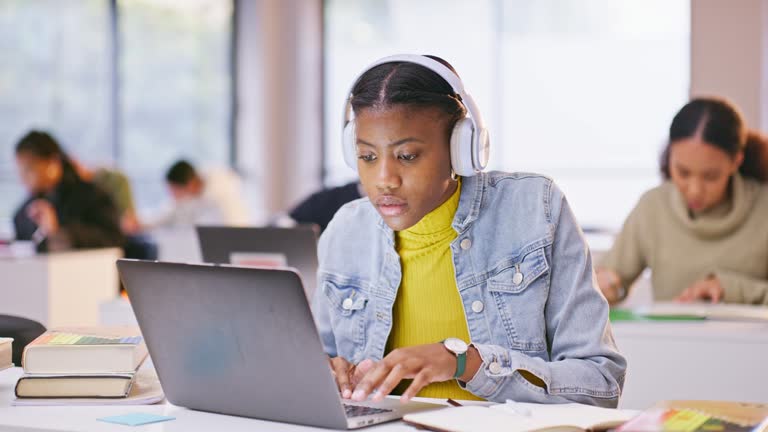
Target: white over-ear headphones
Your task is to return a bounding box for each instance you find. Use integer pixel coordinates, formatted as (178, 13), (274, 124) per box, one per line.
(341, 54), (490, 177)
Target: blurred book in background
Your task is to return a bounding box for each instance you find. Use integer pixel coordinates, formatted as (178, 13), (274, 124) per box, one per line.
(619, 400), (768, 432)
(0, 338), (13, 371)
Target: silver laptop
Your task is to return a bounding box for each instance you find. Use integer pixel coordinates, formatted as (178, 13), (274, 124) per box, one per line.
(196, 225), (319, 298)
(117, 260), (442, 429)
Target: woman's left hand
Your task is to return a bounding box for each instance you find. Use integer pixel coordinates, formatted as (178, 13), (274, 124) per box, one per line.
(350, 343), (471, 404)
(26, 199), (59, 235)
(675, 275), (724, 303)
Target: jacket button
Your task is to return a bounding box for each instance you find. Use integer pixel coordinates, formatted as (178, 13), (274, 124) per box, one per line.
(471, 300), (484, 313)
(512, 272), (524, 285)
(489, 362), (502, 374)
(460, 238), (472, 250)
(342, 298), (354, 310)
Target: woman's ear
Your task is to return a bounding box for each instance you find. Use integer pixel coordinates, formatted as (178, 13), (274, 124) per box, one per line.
(732, 151), (745, 174)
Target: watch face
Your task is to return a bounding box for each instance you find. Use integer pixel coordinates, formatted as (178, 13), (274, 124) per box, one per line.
(444, 338), (468, 354)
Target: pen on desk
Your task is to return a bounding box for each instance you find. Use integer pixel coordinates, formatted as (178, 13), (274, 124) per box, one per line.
(446, 398), (463, 407)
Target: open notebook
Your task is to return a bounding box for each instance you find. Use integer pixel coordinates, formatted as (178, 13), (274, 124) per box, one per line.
(635, 302), (768, 322)
(403, 401), (639, 432)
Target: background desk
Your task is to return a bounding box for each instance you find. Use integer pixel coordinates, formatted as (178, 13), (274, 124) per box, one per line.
(0, 248), (122, 327)
(613, 320), (768, 409)
(0, 367), (433, 432)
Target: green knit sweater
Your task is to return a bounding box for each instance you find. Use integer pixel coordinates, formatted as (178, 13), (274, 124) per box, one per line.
(599, 174), (768, 304)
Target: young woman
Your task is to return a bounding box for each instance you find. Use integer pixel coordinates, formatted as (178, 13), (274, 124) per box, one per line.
(313, 55), (626, 407)
(13, 130), (124, 252)
(597, 98), (768, 305)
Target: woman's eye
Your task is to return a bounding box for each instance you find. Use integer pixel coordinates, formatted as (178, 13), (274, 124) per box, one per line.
(398, 153), (417, 161)
(358, 154), (376, 162)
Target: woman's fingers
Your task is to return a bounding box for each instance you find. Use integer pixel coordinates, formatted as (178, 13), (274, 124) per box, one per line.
(351, 360), (393, 402)
(370, 364), (408, 402)
(329, 357), (353, 398)
(352, 358), (376, 387)
(402, 369), (432, 403)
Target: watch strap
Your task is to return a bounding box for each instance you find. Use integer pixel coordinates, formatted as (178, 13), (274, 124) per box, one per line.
(454, 350), (466, 379)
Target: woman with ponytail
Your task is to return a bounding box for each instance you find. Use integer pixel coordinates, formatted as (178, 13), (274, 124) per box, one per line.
(597, 97), (768, 305)
(13, 130), (124, 252)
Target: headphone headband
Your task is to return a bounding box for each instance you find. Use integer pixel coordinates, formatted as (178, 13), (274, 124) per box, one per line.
(342, 54), (486, 136)
(341, 54), (490, 176)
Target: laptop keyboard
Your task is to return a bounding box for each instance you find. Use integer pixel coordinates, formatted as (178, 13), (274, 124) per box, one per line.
(343, 404), (393, 418)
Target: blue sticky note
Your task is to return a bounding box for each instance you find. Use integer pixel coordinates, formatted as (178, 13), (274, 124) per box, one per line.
(97, 413), (175, 426)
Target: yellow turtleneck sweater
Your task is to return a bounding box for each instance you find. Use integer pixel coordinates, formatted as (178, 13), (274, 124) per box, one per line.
(386, 180), (482, 400)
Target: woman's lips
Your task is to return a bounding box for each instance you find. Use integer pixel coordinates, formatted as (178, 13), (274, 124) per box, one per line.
(375, 195), (408, 216)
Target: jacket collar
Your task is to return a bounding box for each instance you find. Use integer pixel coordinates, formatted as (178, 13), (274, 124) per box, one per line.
(452, 172), (485, 233)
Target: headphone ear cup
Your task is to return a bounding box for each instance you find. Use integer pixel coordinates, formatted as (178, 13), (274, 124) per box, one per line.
(475, 127), (490, 171)
(450, 118), (476, 177)
(342, 122), (358, 172)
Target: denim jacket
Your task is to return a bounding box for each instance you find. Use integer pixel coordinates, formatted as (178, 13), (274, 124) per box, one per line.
(312, 171), (627, 407)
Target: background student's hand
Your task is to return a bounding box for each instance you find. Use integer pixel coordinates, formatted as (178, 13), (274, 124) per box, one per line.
(26, 199), (59, 234)
(675, 275), (724, 303)
(351, 343), (476, 404)
(596, 268), (623, 304)
(120, 211), (142, 235)
(329, 356), (376, 399)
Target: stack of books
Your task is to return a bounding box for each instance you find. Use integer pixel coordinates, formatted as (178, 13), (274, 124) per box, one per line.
(14, 328), (147, 399)
(0, 337), (12, 371)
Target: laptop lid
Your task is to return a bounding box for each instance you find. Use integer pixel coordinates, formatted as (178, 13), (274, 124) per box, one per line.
(117, 260), (349, 429)
(195, 225), (319, 298)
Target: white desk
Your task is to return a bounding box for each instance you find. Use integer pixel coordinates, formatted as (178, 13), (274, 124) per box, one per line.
(613, 320), (768, 410)
(7, 323), (762, 430)
(0, 367), (433, 432)
(0, 248), (122, 327)
(608, 280), (768, 409)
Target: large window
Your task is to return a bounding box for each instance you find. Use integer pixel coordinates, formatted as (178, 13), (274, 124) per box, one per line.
(0, 0), (112, 227)
(0, 0), (233, 225)
(324, 0), (690, 230)
(119, 0), (234, 208)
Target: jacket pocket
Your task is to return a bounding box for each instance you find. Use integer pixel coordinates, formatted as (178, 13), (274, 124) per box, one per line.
(321, 274), (370, 358)
(486, 247), (550, 352)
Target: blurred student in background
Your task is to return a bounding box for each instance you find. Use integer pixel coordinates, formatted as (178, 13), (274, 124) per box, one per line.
(13, 131), (124, 252)
(73, 161), (141, 235)
(598, 97), (768, 305)
(285, 181), (363, 233)
(143, 159), (249, 228)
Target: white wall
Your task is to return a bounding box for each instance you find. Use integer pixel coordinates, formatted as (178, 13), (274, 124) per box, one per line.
(691, 0), (768, 130)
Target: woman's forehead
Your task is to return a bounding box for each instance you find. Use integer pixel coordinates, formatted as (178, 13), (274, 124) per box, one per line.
(356, 106), (450, 133)
(16, 152), (56, 167)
